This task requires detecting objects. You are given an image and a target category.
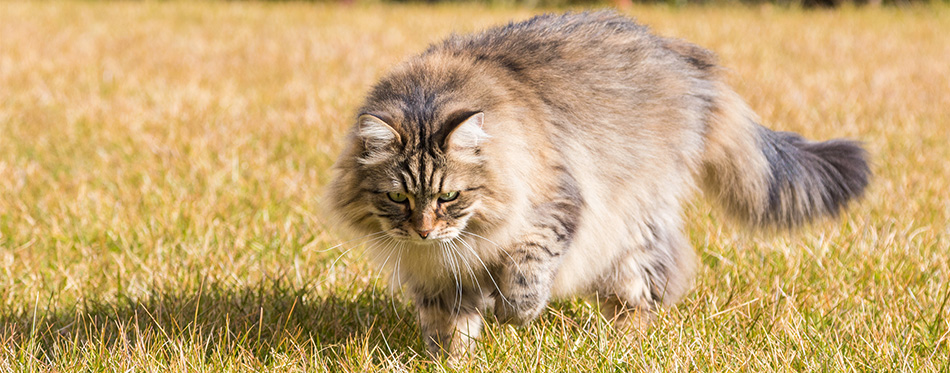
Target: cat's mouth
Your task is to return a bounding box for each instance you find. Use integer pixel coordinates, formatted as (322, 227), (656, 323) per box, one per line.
(389, 229), (460, 244)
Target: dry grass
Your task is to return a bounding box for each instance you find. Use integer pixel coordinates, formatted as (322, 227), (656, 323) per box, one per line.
(1, 1), (948, 371)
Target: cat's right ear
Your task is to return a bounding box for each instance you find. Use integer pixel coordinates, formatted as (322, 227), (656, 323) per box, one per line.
(357, 114), (401, 165)
(444, 112), (489, 149)
(443, 112), (489, 163)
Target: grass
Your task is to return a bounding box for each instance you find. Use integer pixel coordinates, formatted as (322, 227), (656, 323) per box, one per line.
(1, 1), (948, 371)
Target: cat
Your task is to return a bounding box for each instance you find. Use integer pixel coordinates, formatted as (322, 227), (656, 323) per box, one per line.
(326, 11), (870, 359)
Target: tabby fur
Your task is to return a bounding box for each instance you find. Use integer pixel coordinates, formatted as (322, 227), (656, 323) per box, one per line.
(326, 11), (870, 359)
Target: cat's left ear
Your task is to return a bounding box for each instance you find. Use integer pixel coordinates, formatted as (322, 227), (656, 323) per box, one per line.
(443, 112), (489, 152)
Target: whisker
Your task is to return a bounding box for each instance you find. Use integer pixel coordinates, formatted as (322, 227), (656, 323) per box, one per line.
(458, 231), (504, 260)
(371, 236), (399, 304)
(314, 231), (389, 253)
(444, 241), (464, 318)
(450, 238), (481, 295)
(457, 233), (513, 307)
(460, 231), (524, 277)
(450, 238), (490, 321)
(321, 233), (391, 285)
(438, 241), (459, 317)
(459, 231), (501, 248)
(390, 241), (405, 322)
(364, 235), (397, 264)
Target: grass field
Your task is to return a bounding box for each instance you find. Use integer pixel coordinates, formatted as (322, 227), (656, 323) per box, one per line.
(1, 1), (949, 371)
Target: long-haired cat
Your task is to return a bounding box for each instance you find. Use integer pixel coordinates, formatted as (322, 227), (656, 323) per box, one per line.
(326, 11), (869, 358)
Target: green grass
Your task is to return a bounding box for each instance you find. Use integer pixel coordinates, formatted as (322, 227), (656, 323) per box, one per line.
(1, 1), (949, 371)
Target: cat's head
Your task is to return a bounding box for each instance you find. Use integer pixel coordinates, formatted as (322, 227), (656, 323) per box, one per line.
(328, 105), (498, 244)
(327, 55), (519, 248)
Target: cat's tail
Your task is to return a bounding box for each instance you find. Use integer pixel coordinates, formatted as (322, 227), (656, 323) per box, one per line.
(699, 83), (870, 229)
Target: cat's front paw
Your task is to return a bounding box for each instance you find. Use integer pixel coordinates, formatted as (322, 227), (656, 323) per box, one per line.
(492, 292), (545, 326)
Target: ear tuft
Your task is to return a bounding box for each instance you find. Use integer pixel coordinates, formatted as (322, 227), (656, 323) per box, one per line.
(357, 114), (400, 164)
(445, 112), (489, 151)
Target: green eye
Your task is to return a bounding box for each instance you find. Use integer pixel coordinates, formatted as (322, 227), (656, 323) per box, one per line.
(387, 192), (408, 203)
(438, 191), (459, 202)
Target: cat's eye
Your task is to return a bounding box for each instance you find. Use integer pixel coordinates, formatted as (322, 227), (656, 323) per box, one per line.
(438, 191), (459, 202)
(387, 192), (408, 203)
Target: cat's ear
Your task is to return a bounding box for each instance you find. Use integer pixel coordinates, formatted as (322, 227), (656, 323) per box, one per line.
(357, 114), (401, 164)
(444, 112), (489, 153)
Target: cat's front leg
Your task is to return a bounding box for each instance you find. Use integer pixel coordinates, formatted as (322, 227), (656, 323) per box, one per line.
(493, 240), (565, 326)
(412, 285), (488, 361)
(493, 186), (581, 325)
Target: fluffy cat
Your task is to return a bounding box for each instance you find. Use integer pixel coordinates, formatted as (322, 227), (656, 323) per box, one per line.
(326, 11), (869, 358)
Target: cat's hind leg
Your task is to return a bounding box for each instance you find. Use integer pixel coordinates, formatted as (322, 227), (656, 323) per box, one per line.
(597, 221), (696, 332)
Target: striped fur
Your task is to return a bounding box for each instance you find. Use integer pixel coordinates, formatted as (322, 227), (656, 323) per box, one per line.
(325, 11), (870, 359)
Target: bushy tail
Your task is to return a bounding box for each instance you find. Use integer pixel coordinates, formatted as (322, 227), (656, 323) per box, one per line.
(700, 84), (871, 229)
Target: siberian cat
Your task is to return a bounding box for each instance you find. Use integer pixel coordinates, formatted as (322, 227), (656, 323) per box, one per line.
(326, 11), (869, 358)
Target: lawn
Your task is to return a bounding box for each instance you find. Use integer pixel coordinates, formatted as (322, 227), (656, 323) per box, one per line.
(1, 1), (948, 371)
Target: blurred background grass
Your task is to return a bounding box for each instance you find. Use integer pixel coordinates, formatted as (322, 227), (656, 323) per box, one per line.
(1, 1), (948, 371)
(270, 0), (947, 9)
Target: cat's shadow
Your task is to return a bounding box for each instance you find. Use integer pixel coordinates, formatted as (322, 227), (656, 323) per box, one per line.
(1, 278), (423, 361)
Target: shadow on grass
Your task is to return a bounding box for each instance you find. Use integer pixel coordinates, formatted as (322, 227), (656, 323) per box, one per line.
(0, 278), (422, 364)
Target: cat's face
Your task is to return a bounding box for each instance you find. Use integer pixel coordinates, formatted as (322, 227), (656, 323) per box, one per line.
(343, 112), (490, 244)
(369, 161), (476, 242)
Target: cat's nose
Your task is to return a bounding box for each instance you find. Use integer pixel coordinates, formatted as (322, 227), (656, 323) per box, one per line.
(416, 229), (432, 239)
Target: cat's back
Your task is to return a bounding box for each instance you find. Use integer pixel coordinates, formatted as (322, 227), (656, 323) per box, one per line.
(433, 11), (652, 52)
(416, 11), (711, 167)
(426, 12), (665, 83)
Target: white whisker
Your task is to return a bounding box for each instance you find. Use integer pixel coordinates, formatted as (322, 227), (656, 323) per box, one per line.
(457, 233), (513, 307)
(372, 236), (399, 303)
(445, 241), (464, 318)
(321, 233), (392, 285)
(450, 238), (481, 295)
(364, 235), (397, 264)
(390, 241), (405, 321)
(315, 231), (389, 253)
(460, 231), (524, 277)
